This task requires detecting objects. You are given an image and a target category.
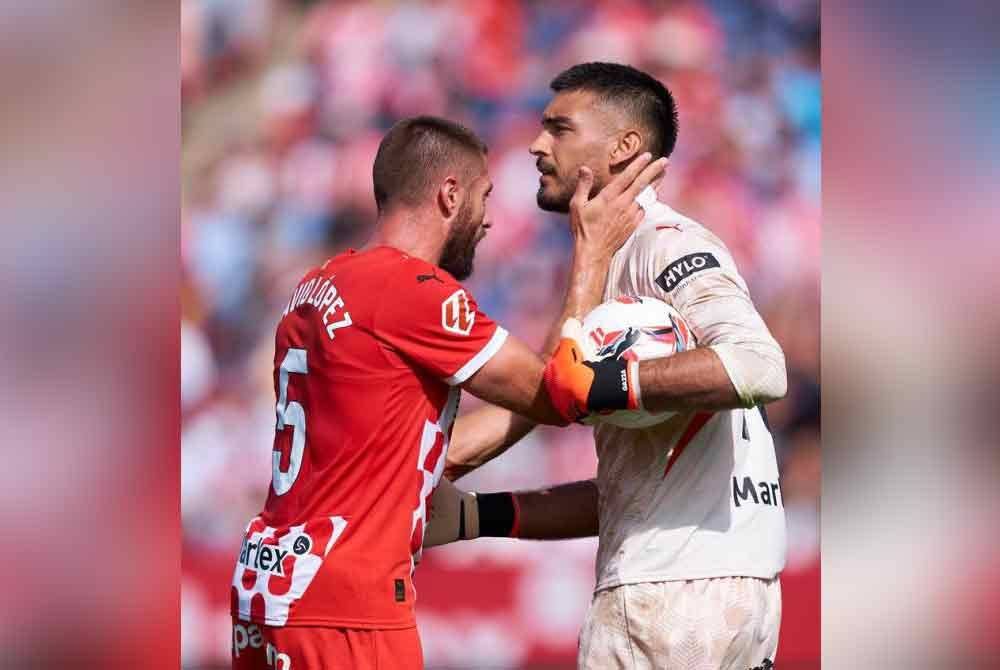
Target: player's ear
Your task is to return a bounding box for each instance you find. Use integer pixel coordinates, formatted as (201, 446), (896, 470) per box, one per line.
(437, 176), (461, 221)
(609, 129), (643, 170)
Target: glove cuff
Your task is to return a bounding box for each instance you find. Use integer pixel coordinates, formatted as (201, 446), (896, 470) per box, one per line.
(459, 491), (480, 540)
(627, 360), (642, 410)
(477, 492), (517, 537)
(585, 357), (631, 412)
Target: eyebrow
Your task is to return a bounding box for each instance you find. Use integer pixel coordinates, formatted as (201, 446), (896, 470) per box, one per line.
(541, 115), (574, 129)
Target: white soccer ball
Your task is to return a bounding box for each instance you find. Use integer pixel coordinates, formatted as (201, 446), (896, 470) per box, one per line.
(580, 295), (695, 429)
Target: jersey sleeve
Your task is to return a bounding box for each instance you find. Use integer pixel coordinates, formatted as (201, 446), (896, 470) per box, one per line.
(637, 226), (787, 407)
(373, 268), (508, 385)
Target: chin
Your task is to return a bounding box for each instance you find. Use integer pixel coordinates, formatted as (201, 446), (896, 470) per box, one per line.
(536, 188), (570, 213)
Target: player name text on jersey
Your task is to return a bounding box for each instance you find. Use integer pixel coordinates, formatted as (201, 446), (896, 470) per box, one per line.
(282, 274), (353, 340)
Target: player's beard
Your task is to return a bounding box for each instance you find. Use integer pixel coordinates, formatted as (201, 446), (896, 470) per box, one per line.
(536, 167), (602, 213)
(439, 198), (481, 280)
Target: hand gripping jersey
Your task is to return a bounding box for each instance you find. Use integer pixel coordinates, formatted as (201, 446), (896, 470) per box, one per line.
(231, 246), (507, 628)
(593, 187), (787, 592)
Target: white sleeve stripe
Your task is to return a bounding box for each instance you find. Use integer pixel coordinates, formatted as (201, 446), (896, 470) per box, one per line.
(444, 326), (509, 385)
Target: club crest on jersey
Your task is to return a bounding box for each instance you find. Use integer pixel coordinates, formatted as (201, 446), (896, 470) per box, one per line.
(655, 252), (721, 293)
(441, 289), (475, 336)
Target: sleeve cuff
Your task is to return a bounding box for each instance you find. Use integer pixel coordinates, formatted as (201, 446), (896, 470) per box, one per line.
(444, 326), (509, 385)
(708, 343), (754, 408)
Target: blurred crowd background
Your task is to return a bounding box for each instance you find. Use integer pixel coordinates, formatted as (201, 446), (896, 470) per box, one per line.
(180, 0), (820, 667)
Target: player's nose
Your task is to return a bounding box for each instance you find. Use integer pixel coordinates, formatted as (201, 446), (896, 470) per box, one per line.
(528, 133), (548, 158)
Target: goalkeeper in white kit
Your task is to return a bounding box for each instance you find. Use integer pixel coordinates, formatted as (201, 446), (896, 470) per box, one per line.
(427, 63), (787, 670)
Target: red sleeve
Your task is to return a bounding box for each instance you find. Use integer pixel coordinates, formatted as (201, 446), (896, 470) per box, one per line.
(374, 268), (508, 385)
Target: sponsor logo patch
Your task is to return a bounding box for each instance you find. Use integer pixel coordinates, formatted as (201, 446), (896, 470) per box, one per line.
(238, 537), (291, 576)
(240, 538), (288, 576)
(732, 476), (782, 508)
(655, 252), (720, 292)
(233, 622), (293, 667)
(292, 535), (311, 556)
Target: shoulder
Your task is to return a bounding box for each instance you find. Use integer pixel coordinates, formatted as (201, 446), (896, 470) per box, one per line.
(346, 247), (463, 294)
(369, 253), (478, 332)
(632, 206), (734, 265)
(394, 258), (467, 302)
(627, 205), (746, 296)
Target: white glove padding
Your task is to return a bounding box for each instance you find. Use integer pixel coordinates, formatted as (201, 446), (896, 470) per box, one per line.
(561, 317), (598, 360)
(423, 477), (480, 548)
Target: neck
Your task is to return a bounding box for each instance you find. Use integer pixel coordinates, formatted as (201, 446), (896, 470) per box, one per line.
(366, 208), (445, 267)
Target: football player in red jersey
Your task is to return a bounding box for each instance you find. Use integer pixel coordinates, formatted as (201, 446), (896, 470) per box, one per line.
(230, 115), (665, 670)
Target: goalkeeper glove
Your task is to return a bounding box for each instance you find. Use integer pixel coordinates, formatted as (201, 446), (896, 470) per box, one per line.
(423, 477), (520, 548)
(543, 318), (641, 423)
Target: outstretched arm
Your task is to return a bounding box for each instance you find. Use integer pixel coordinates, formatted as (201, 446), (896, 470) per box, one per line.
(447, 221), (613, 479)
(424, 476), (598, 547)
(458, 333), (566, 426)
(449, 155), (668, 477)
(445, 406), (536, 480)
(447, 224), (617, 479)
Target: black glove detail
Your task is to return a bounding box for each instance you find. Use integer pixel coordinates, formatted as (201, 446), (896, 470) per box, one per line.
(583, 357), (631, 412)
(477, 492), (516, 537)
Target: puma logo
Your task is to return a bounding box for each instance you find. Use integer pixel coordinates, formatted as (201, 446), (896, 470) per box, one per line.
(417, 273), (444, 283)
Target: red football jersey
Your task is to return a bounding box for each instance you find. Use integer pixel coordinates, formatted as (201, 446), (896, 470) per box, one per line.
(230, 246), (507, 629)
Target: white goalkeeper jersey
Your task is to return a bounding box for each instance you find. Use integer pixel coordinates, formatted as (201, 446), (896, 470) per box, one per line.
(592, 186), (787, 592)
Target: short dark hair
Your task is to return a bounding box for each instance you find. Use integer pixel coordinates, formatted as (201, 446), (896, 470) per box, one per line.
(550, 62), (678, 159)
(372, 115), (487, 214)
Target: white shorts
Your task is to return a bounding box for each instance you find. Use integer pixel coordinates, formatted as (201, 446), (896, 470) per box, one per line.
(578, 576), (781, 670)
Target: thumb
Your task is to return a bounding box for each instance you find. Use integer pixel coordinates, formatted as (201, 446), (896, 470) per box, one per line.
(570, 166), (594, 209)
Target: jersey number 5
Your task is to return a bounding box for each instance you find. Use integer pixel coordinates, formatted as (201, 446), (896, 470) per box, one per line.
(273, 348), (308, 495)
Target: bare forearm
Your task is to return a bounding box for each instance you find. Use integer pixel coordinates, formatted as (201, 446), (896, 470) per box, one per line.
(543, 248), (611, 355)
(638, 347), (743, 413)
(452, 251), (612, 477)
(513, 479), (599, 540)
(425, 478), (599, 548)
(446, 406), (536, 480)
(462, 335), (568, 426)
(540, 154), (664, 352)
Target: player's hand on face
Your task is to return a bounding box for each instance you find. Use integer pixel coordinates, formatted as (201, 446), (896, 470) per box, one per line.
(569, 152), (668, 259)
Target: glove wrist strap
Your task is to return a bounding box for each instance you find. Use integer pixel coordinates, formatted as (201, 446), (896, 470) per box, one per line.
(627, 360), (642, 410)
(477, 492), (517, 537)
(586, 358), (631, 412)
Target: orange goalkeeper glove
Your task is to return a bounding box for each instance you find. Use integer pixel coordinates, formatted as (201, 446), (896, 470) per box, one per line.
(543, 318), (641, 423)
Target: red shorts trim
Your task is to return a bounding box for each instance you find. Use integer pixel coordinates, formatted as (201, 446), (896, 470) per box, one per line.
(231, 619), (423, 670)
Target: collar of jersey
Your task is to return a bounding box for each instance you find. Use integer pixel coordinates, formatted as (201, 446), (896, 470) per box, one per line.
(636, 184), (659, 211)
(629, 185), (685, 241)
